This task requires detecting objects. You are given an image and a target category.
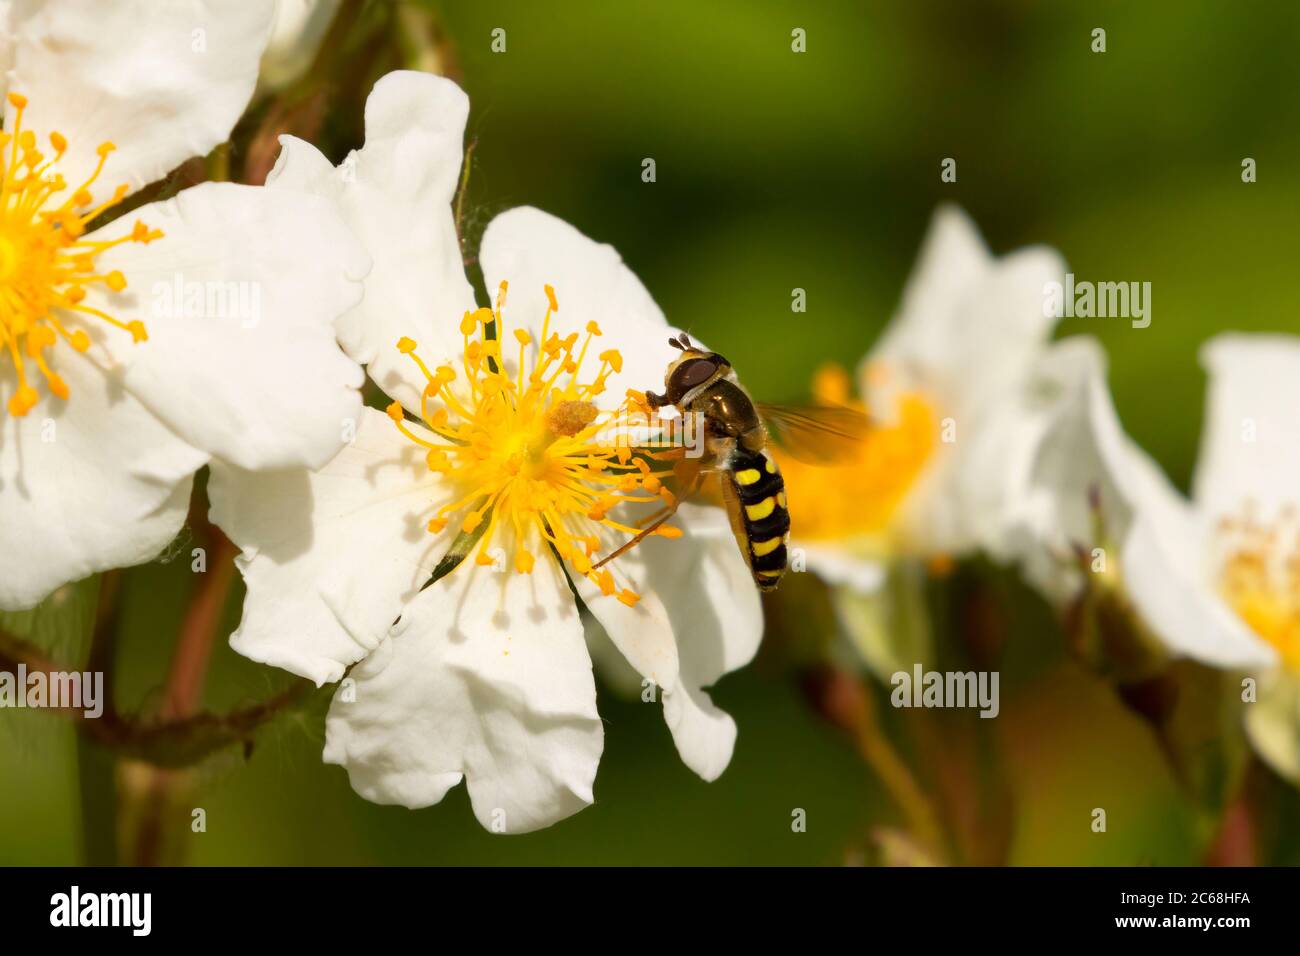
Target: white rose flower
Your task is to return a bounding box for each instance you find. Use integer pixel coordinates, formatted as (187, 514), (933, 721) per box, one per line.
(777, 206), (1068, 594)
(208, 72), (762, 832)
(1015, 333), (1298, 779)
(0, 0), (370, 610)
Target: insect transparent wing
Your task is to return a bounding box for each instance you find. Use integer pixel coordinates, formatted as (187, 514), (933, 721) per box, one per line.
(756, 401), (870, 465)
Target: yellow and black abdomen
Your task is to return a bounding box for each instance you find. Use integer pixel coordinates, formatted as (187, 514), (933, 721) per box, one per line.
(725, 447), (790, 591)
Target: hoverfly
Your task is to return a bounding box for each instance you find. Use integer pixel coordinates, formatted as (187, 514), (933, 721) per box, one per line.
(594, 332), (869, 592)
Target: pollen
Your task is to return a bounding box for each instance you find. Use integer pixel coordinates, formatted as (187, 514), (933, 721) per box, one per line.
(0, 93), (162, 416)
(389, 281), (678, 602)
(1216, 503), (1300, 671)
(775, 362), (938, 545)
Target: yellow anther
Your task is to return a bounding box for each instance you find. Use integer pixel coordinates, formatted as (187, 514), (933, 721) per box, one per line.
(617, 589), (640, 608)
(544, 284), (557, 312)
(397, 336), (417, 354)
(386, 401), (405, 421)
(599, 349), (623, 373)
(387, 283), (679, 595)
(7, 386), (38, 417)
(0, 97), (161, 412)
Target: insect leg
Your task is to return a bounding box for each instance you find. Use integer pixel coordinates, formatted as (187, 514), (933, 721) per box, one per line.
(592, 463), (705, 570)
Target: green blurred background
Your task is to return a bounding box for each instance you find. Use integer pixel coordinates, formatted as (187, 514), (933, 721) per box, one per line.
(4, 0), (1300, 865)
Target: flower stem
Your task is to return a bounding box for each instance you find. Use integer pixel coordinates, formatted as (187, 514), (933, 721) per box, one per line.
(850, 681), (947, 862)
(79, 572), (122, 865)
(803, 666), (947, 862)
(128, 529), (238, 864)
(160, 534), (237, 721)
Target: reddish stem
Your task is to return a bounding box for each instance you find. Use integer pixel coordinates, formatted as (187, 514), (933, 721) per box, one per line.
(160, 534), (237, 721)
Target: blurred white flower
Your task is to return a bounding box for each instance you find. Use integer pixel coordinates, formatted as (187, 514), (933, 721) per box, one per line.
(258, 0), (341, 92)
(774, 207), (1070, 673)
(209, 72), (762, 832)
(780, 207), (1068, 583)
(0, 0), (368, 610)
(1015, 333), (1299, 779)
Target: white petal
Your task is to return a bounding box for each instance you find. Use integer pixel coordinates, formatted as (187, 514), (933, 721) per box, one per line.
(799, 542), (886, 594)
(266, 71), (477, 412)
(1017, 338), (1276, 668)
(6, 0), (273, 199)
(0, 2), (14, 103)
(662, 681), (737, 783)
(963, 338), (1109, 570)
(579, 504), (759, 780)
(1124, 498), (1277, 668)
(572, 560), (680, 692)
(79, 182), (368, 471)
(1006, 337), (1143, 600)
(1194, 334), (1300, 524)
(208, 407), (445, 686)
(479, 206), (678, 408)
(1244, 670), (1300, 785)
(866, 204), (1064, 421)
(323, 558), (603, 832)
(0, 349), (205, 610)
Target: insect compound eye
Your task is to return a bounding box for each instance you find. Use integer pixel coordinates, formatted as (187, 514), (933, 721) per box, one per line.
(671, 357), (718, 395)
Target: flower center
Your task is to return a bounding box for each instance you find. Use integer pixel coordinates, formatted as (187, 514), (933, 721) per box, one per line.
(775, 362), (939, 544)
(388, 281), (680, 605)
(1216, 503), (1300, 670)
(0, 92), (162, 417)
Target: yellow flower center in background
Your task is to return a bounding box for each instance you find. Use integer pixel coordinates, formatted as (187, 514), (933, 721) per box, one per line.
(775, 362), (938, 545)
(0, 92), (162, 417)
(389, 281), (680, 606)
(1217, 504), (1300, 671)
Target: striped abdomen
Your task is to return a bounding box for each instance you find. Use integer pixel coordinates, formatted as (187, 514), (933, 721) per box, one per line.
(726, 446), (790, 591)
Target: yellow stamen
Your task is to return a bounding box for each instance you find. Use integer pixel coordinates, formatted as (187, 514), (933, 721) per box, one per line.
(1217, 503), (1300, 671)
(775, 361), (939, 546)
(1, 94), (160, 415)
(390, 284), (676, 600)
